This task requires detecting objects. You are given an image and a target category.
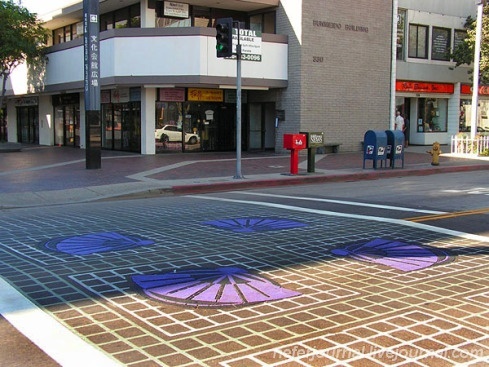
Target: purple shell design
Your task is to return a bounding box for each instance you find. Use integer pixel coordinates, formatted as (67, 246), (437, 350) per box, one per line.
(330, 238), (454, 272)
(131, 266), (301, 307)
(202, 217), (308, 233)
(41, 232), (155, 255)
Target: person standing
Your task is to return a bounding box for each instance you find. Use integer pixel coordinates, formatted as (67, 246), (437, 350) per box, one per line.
(403, 116), (409, 147)
(395, 111), (405, 131)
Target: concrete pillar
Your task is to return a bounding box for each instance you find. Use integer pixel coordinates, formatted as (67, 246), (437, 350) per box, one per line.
(140, 0), (156, 29)
(141, 87), (156, 155)
(38, 95), (54, 146)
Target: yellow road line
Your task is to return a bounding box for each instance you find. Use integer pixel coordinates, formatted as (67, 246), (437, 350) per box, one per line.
(406, 207), (489, 222)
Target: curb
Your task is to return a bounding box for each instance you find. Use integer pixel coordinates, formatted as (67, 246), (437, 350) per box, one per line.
(0, 143), (22, 153)
(170, 164), (489, 195)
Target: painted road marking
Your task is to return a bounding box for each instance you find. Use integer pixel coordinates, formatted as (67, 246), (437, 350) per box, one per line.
(0, 277), (121, 367)
(189, 195), (489, 243)
(405, 207), (489, 222)
(442, 187), (489, 195)
(231, 192), (447, 215)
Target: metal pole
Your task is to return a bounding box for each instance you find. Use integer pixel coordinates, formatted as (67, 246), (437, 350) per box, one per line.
(390, 0), (399, 130)
(234, 22), (244, 179)
(471, 1), (484, 140)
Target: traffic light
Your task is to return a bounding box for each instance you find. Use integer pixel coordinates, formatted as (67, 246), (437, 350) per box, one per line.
(215, 18), (233, 58)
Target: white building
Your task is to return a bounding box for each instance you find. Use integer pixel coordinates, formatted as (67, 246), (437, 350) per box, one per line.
(4, 0), (483, 154)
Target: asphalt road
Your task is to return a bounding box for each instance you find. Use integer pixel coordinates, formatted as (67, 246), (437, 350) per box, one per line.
(1, 171), (488, 367)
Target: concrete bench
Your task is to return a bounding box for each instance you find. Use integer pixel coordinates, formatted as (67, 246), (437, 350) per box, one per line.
(317, 143), (342, 154)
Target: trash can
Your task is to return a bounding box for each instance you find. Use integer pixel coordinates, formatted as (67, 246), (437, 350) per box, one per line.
(385, 130), (405, 168)
(300, 131), (324, 173)
(283, 133), (307, 175)
(363, 130), (388, 169)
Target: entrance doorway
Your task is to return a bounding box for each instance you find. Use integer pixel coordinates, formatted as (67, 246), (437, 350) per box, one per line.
(102, 102), (141, 152)
(54, 105), (80, 147)
(248, 102), (275, 150)
(16, 106), (39, 144)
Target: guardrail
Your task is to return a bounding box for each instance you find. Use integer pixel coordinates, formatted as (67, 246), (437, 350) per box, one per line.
(451, 134), (489, 155)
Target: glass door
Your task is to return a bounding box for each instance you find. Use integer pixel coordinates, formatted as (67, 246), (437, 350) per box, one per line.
(64, 107), (75, 146)
(17, 106), (39, 144)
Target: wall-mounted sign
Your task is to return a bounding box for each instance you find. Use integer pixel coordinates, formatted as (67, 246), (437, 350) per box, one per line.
(111, 88), (130, 103)
(52, 93), (79, 106)
(164, 1), (189, 18)
(159, 88), (185, 102)
(14, 97), (38, 106)
(461, 84), (489, 95)
(101, 90), (111, 104)
(396, 81), (454, 94)
(224, 90), (247, 103)
(188, 88), (223, 102)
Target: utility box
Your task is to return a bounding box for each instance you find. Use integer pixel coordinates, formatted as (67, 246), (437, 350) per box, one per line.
(283, 133), (307, 175)
(300, 132), (324, 173)
(283, 133), (307, 150)
(385, 130), (405, 168)
(363, 130), (388, 169)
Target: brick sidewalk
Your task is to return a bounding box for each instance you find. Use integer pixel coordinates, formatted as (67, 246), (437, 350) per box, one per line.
(1, 145), (489, 207)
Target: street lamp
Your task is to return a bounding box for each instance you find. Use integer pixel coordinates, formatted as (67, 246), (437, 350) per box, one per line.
(471, 0), (486, 139)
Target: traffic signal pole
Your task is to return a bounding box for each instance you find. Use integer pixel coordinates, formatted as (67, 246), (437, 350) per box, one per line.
(234, 21), (244, 179)
(215, 18), (243, 179)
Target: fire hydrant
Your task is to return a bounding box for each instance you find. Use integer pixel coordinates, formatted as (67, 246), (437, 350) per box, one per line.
(427, 141), (442, 166)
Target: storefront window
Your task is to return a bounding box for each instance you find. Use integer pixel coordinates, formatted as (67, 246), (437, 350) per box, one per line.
(417, 98), (447, 132)
(155, 102), (202, 152)
(459, 99), (489, 132)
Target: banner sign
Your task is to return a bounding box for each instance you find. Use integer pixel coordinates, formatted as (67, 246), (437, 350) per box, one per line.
(84, 0), (100, 110)
(461, 84), (489, 95)
(232, 29), (262, 62)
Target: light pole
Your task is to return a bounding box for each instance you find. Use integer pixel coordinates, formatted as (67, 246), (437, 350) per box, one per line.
(471, 0), (486, 139)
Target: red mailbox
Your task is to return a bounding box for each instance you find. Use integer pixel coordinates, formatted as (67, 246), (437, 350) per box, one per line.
(283, 133), (307, 174)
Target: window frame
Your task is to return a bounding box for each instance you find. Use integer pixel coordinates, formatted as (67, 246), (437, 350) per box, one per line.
(408, 24), (429, 59)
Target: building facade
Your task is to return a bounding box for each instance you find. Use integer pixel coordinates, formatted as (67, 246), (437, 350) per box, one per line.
(4, 0), (484, 154)
(396, 0), (485, 145)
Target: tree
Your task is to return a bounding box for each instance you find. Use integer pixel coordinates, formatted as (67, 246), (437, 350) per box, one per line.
(452, 5), (489, 84)
(0, 0), (47, 115)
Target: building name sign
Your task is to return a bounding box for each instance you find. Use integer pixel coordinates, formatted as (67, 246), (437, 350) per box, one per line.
(313, 20), (368, 33)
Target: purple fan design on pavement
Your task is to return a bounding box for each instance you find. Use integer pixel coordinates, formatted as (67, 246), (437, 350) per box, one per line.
(202, 217), (307, 233)
(330, 238), (454, 272)
(131, 266), (301, 307)
(41, 232), (155, 255)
